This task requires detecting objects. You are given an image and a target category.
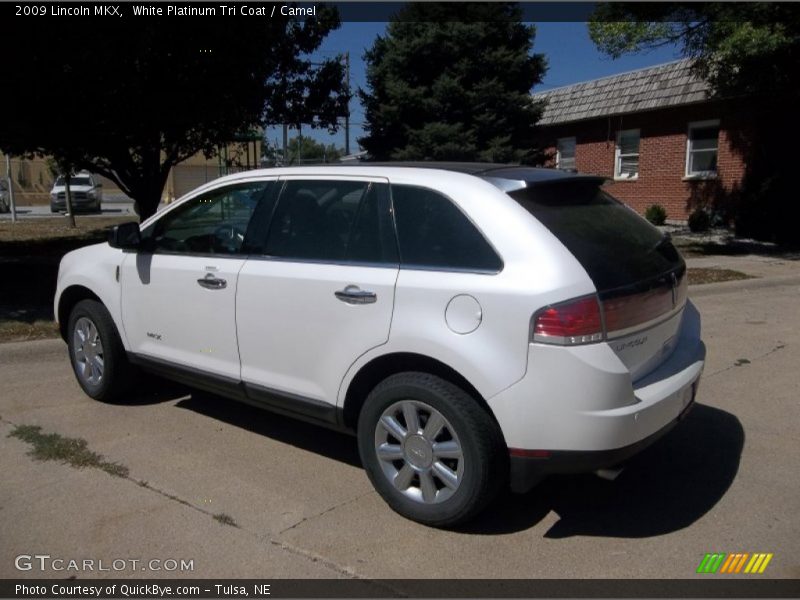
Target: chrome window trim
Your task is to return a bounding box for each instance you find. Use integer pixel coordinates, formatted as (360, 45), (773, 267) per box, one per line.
(244, 254), (399, 270)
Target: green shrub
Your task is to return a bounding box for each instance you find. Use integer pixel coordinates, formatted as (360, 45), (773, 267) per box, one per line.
(688, 208), (711, 232)
(644, 204), (667, 226)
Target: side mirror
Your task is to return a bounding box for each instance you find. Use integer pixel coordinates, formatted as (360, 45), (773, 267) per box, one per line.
(108, 221), (141, 250)
(96, 183), (103, 188)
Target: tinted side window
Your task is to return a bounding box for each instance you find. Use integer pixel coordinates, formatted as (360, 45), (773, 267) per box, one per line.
(265, 180), (397, 264)
(149, 182), (267, 255)
(347, 183), (398, 264)
(391, 185), (502, 272)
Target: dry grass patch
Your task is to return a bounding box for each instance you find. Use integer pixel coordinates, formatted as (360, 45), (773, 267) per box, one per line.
(9, 424), (129, 478)
(0, 319), (59, 343)
(687, 268), (755, 285)
(0, 216), (135, 244)
(0, 216), (136, 261)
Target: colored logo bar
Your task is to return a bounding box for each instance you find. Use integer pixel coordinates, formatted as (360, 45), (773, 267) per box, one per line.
(697, 553), (773, 574)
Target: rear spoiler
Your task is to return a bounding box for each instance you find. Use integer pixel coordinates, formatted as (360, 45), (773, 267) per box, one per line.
(479, 169), (608, 193)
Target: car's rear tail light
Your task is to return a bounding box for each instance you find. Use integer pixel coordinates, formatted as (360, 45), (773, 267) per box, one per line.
(532, 272), (687, 346)
(532, 295), (603, 345)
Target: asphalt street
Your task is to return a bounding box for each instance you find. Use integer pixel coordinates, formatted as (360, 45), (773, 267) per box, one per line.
(1, 266), (799, 580)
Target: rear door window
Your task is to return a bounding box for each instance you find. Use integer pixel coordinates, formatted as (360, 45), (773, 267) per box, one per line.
(264, 180), (397, 265)
(391, 185), (502, 272)
(508, 181), (683, 291)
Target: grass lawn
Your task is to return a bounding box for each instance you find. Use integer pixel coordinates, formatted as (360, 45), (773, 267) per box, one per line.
(0, 216), (134, 252)
(0, 216), (135, 343)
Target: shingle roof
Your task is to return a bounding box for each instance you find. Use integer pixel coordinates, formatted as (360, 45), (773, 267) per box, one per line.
(533, 59), (711, 126)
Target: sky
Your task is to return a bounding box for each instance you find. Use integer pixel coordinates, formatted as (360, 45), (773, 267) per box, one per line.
(264, 21), (683, 154)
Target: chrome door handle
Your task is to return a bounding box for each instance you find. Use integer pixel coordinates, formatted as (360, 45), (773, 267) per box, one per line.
(335, 285), (377, 305)
(197, 273), (227, 289)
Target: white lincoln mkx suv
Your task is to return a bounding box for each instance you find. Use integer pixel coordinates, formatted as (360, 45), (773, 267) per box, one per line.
(55, 164), (705, 526)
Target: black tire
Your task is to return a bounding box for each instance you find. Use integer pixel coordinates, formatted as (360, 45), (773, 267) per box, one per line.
(357, 372), (507, 527)
(67, 299), (134, 402)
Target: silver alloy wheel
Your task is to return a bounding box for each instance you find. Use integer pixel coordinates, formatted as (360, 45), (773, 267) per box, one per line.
(374, 400), (464, 504)
(73, 316), (104, 386)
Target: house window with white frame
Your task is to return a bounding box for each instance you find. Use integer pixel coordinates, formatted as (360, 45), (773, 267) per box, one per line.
(686, 120), (720, 177)
(556, 137), (576, 171)
(615, 129), (640, 179)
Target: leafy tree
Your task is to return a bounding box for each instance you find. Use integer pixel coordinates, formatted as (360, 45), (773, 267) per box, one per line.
(0, 15), (348, 219)
(589, 3), (800, 246)
(359, 3), (547, 163)
(589, 4), (799, 98)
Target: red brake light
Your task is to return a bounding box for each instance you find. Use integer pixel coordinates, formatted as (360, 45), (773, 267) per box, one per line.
(532, 296), (603, 345)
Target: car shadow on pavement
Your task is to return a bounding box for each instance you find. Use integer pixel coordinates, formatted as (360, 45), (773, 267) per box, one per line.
(169, 393), (742, 537)
(174, 391), (362, 468)
(458, 403), (744, 537)
(106, 375), (192, 406)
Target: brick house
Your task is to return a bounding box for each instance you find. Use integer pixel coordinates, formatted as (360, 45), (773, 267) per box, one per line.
(533, 59), (749, 222)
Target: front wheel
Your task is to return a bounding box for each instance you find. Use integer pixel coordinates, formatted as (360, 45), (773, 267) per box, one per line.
(67, 299), (133, 402)
(357, 372), (506, 527)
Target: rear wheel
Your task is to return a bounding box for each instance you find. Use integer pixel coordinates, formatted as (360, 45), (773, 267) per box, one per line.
(67, 299), (133, 402)
(357, 372), (506, 527)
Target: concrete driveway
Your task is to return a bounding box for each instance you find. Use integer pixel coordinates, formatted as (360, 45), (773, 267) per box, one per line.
(1, 271), (799, 581)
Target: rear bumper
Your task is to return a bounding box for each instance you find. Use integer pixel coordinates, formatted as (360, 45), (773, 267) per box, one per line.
(488, 301), (705, 492)
(508, 384), (697, 492)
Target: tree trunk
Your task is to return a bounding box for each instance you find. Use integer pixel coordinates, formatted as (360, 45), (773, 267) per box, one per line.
(64, 173), (76, 228)
(130, 168), (170, 221)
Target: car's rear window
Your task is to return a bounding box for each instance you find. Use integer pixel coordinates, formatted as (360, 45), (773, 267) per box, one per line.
(508, 181), (683, 291)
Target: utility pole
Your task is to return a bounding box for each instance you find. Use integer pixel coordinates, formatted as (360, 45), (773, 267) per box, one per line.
(281, 72), (289, 166)
(282, 124), (288, 165)
(5, 153), (17, 223)
(344, 52), (351, 156)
